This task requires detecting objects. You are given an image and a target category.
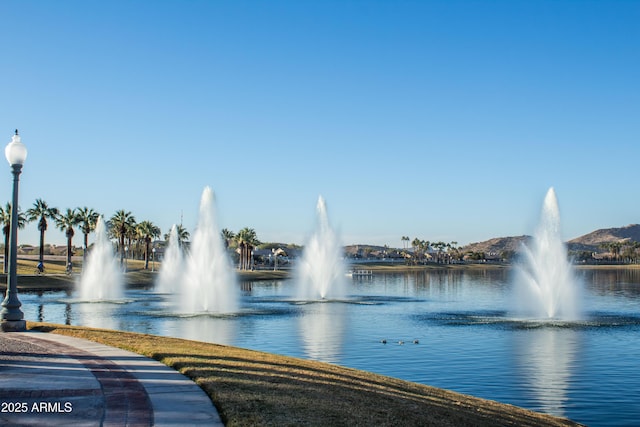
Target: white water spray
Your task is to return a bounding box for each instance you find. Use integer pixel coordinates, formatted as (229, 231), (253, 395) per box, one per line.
(78, 216), (124, 301)
(156, 224), (184, 294)
(179, 187), (239, 313)
(513, 188), (582, 319)
(296, 196), (346, 300)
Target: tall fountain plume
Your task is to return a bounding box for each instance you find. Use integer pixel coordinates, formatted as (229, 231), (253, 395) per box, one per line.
(78, 215), (124, 301)
(180, 187), (239, 313)
(296, 196), (347, 300)
(513, 187), (582, 320)
(156, 224), (184, 294)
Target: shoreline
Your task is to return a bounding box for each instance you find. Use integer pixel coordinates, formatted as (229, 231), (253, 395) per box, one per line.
(2, 262), (640, 292)
(2, 263), (620, 425)
(27, 321), (582, 426)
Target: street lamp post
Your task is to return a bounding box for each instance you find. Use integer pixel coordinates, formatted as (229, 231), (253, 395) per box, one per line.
(1, 130), (27, 332)
(152, 247), (156, 272)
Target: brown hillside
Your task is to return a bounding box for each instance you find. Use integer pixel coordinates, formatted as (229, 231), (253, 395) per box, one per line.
(462, 235), (529, 255)
(567, 224), (640, 252)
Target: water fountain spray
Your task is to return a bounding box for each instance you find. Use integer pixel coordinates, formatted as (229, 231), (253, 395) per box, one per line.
(296, 196), (347, 300)
(78, 215), (124, 301)
(513, 188), (582, 320)
(179, 187), (239, 313)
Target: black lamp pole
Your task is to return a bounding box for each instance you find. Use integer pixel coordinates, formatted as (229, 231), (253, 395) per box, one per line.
(1, 130), (27, 332)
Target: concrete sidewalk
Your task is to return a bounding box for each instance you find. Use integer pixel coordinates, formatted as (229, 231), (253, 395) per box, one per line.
(0, 332), (223, 426)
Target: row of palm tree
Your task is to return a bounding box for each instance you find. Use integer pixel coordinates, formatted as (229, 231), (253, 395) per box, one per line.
(220, 227), (261, 270)
(402, 236), (461, 264)
(1, 195), (266, 273)
(599, 241), (640, 263)
(106, 210), (165, 270)
(0, 198), (170, 272)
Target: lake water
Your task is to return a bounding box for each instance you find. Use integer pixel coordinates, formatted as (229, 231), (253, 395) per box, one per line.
(20, 267), (640, 426)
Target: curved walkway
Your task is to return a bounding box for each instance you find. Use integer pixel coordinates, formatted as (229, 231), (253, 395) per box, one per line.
(0, 332), (223, 426)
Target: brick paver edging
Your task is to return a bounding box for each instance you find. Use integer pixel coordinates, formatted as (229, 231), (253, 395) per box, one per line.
(4, 333), (153, 426)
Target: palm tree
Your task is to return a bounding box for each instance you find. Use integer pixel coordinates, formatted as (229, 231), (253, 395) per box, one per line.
(0, 203), (26, 273)
(0, 204), (9, 272)
(601, 241), (623, 263)
(610, 241), (622, 263)
(163, 224), (190, 248)
(55, 208), (81, 271)
(26, 199), (59, 266)
(221, 228), (235, 249)
(137, 220), (161, 269)
(422, 240), (431, 262)
(109, 210), (136, 266)
(411, 238), (422, 264)
(401, 236), (410, 250)
(77, 207), (99, 262)
(432, 241), (446, 264)
(620, 241), (639, 264)
(448, 241), (460, 263)
(235, 227), (260, 270)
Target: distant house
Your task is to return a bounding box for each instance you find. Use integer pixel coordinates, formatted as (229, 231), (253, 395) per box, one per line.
(18, 245), (35, 255)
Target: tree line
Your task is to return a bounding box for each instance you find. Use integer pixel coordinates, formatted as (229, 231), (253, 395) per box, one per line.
(0, 197), (265, 273)
(400, 236), (462, 264)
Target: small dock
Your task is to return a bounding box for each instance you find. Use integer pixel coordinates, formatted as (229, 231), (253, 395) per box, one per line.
(346, 269), (374, 278)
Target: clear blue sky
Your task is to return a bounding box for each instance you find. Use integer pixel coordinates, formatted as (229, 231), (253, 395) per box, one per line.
(1, 0), (638, 248)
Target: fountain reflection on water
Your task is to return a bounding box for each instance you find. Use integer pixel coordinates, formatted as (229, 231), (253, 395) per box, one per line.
(513, 188), (582, 320)
(296, 196), (347, 300)
(298, 302), (347, 363)
(513, 328), (579, 417)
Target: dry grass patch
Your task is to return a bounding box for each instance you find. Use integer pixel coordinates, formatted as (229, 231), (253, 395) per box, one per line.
(27, 322), (582, 427)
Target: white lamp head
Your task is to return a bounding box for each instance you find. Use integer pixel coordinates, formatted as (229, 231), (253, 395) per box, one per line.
(5, 130), (27, 166)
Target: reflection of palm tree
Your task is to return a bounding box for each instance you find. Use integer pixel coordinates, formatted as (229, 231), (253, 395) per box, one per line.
(137, 220), (161, 269)
(0, 203), (26, 273)
(236, 227), (260, 270)
(77, 207), (99, 263)
(109, 210), (136, 266)
(26, 199), (59, 267)
(55, 208), (81, 271)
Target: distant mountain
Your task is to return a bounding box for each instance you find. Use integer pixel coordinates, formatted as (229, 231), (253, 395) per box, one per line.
(342, 225), (640, 258)
(459, 225), (640, 256)
(567, 224), (640, 252)
(461, 236), (530, 256)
